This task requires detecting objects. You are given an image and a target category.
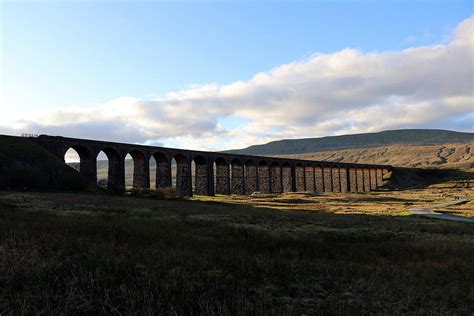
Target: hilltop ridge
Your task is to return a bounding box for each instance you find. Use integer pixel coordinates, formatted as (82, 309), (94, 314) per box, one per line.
(225, 129), (474, 156)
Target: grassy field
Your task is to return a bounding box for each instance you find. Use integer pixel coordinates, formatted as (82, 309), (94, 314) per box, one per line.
(0, 175), (473, 314)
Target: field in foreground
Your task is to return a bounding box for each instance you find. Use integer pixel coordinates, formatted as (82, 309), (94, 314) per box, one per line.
(0, 176), (473, 314)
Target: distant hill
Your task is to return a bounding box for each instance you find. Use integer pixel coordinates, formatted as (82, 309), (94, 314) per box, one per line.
(226, 129), (474, 156)
(279, 143), (474, 169)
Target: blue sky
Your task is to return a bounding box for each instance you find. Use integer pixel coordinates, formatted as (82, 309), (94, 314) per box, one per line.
(1, 1), (473, 150)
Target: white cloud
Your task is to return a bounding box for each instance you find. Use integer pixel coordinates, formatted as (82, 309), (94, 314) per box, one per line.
(3, 16), (473, 150)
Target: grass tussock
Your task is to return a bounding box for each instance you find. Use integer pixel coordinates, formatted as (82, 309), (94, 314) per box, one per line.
(0, 174), (473, 314)
(128, 186), (179, 199)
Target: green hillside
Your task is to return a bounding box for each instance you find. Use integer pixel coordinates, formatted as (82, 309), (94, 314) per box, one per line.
(226, 129), (474, 156)
(0, 135), (94, 191)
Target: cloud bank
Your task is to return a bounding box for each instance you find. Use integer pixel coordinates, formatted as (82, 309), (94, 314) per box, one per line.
(3, 16), (473, 150)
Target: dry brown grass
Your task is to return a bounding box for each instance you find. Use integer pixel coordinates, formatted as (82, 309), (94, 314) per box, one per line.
(0, 171), (473, 314)
(194, 171), (473, 218)
(279, 142), (474, 169)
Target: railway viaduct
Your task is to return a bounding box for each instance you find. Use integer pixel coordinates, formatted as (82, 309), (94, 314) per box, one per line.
(33, 135), (392, 196)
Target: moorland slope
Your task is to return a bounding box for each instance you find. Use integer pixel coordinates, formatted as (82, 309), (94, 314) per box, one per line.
(226, 129), (474, 156)
(279, 143), (474, 169)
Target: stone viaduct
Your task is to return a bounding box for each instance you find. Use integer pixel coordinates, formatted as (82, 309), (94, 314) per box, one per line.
(33, 135), (392, 196)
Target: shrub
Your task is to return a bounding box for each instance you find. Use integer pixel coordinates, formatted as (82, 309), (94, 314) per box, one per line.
(97, 179), (108, 189)
(158, 186), (179, 198)
(127, 187), (178, 199)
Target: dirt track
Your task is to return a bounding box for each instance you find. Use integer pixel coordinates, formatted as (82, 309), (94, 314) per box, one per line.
(409, 198), (474, 223)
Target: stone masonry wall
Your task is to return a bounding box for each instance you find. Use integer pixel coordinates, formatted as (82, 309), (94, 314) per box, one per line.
(305, 167), (315, 192)
(215, 162), (230, 195)
(281, 165), (292, 192)
(315, 167), (324, 192)
(295, 165), (305, 192)
(231, 163), (244, 195)
(258, 164), (270, 194)
(245, 164), (258, 194)
(271, 165), (282, 193)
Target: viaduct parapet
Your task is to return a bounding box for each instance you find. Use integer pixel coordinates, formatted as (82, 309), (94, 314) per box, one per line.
(33, 135), (392, 196)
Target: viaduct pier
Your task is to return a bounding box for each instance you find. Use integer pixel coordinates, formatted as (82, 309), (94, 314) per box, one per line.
(34, 135), (392, 196)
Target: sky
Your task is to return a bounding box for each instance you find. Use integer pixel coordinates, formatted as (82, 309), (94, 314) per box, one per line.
(1, 0), (473, 152)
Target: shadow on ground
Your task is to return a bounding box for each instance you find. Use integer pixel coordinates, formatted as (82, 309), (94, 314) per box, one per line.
(0, 190), (472, 315)
(383, 167), (473, 190)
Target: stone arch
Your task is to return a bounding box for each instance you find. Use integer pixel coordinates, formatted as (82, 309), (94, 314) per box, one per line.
(281, 161), (292, 192)
(258, 160), (270, 194)
(270, 161), (282, 193)
(99, 147), (125, 193)
(244, 159), (257, 194)
(230, 158), (244, 195)
(214, 157), (230, 195)
(64, 145), (96, 184)
(173, 154), (191, 196)
(126, 150), (149, 189)
(295, 162), (305, 192)
(193, 155), (208, 195)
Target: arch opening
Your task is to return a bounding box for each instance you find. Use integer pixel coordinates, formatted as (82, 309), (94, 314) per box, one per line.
(96, 150), (108, 189)
(125, 153), (133, 189)
(64, 146), (96, 184)
(149, 155), (157, 189)
(64, 147), (80, 172)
